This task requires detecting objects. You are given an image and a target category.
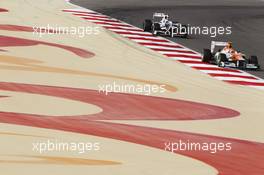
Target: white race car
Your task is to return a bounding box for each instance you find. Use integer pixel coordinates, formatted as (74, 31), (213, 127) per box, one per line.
(202, 41), (260, 70)
(143, 12), (188, 38)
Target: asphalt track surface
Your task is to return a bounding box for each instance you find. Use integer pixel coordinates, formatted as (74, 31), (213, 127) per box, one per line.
(72, 0), (264, 78)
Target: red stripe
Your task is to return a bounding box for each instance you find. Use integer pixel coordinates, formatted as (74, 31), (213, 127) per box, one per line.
(178, 60), (203, 64)
(95, 22), (132, 27)
(164, 54), (201, 59)
(0, 35), (94, 58)
(138, 42), (183, 48)
(153, 48), (196, 54)
(128, 37), (169, 43)
(224, 80), (264, 86)
(82, 17), (119, 23)
(0, 8), (8, 12)
(73, 13), (108, 18)
(193, 67), (241, 73)
(82, 17), (118, 23)
(115, 31), (152, 37)
(104, 26), (143, 32)
(209, 73), (257, 80)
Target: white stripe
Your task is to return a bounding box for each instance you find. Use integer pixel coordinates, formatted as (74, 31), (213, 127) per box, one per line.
(64, 8), (95, 13)
(184, 63), (218, 68)
(236, 72), (264, 79)
(198, 70), (261, 79)
(199, 70), (246, 75)
(75, 15), (110, 20)
(83, 19), (125, 25)
(169, 57), (201, 61)
(215, 77), (263, 82)
(73, 13), (109, 18)
(138, 41), (185, 47)
(145, 45), (190, 51)
(157, 51), (201, 57)
(82, 17), (119, 22)
(121, 34), (165, 40)
(131, 39), (171, 44)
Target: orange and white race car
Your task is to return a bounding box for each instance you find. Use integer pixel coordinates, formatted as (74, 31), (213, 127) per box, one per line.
(202, 41), (260, 70)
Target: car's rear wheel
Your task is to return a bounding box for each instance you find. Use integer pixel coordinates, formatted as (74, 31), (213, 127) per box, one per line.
(248, 55), (259, 64)
(143, 19), (152, 32)
(152, 23), (160, 36)
(202, 49), (212, 63)
(248, 55), (260, 70)
(218, 53), (228, 67)
(237, 60), (246, 69)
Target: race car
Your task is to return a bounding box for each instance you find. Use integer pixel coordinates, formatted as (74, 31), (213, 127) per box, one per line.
(202, 41), (260, 70)
(143, 12), (188, 38)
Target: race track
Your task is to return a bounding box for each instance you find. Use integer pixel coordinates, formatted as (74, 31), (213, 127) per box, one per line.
(72, 0), (264, 78)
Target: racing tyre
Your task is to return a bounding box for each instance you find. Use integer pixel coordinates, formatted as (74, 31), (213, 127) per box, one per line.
(152, 23), (160, 36)
(202, 49), (212, 63)
(248, 55), (259, 64)
(218, 53), (228, 67)
(249, 55), (260, 70)
(238, 60), (246, 69)
(143, 19), (152, 32)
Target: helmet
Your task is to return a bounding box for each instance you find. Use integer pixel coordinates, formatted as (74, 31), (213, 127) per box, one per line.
(227, 41), (232, 48)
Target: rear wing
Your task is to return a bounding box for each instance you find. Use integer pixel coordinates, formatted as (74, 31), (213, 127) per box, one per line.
(153, 12), (166, 17)
(153, 12), (168, 19)
(211, 41), (228, 53)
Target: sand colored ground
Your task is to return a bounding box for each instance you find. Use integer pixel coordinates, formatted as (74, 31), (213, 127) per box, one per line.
(0, 124), (217, 175)
(0, 0), (264, 175)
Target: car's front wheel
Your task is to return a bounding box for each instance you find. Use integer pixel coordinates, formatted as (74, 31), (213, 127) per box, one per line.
(143, 19), (152, 32)
(152, 23), (160, 36)
(217, 53), (228, 67)
(202, 49), (213, 63)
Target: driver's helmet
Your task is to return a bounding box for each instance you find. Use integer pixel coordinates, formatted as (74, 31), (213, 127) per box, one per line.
(226, 41), (232, 49)
(164, 15), (169, 20)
